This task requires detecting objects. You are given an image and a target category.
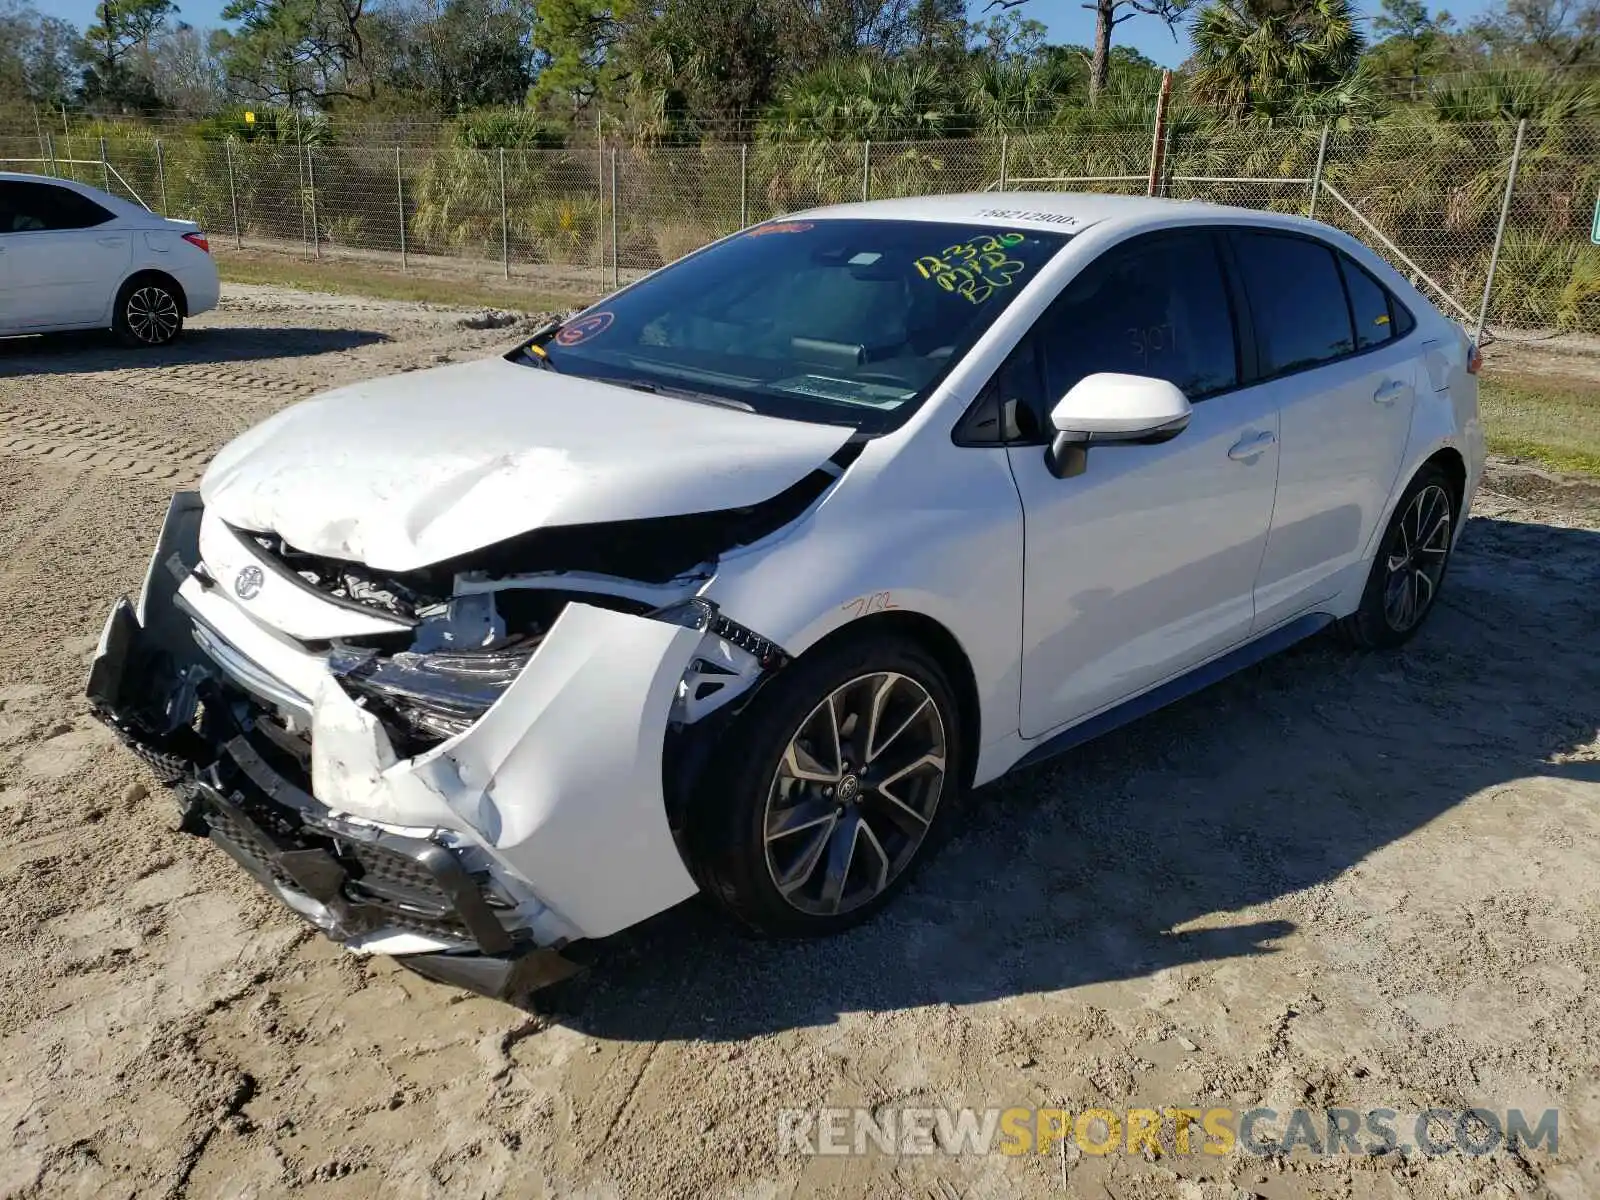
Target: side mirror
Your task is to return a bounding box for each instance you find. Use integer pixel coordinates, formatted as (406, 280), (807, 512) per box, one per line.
(1045, 373), (1193, 479)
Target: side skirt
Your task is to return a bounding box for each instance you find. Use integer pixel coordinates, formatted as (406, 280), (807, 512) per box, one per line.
(1013, 612), (1333, 772)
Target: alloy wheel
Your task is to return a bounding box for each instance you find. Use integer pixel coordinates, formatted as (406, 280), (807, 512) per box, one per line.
(126, 287), (180, 344)
(763, 671), (947, 916)
(1382, 484), (1452, 632)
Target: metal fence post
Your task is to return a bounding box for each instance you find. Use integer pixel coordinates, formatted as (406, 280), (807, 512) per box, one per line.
(61, 105), (74, 182)
(1307, 126), (1330, 219)
(99, 137), (110, 192)
(499, 147), (509, 279)
(307, 144), (321, 259)
(1477, 118), (1527, 345)
(739, 144), (749, 227)
(155, 138), (169, 213)
(999, 133), (1009, 190)
(1159, 121), (1174, 197)
(862, 140), (871, 202)
(610, 146), (619, 290)
(396, 146), (407, 271)
(44, 132), (55, 177)
(295, 113), (308, 257)
(225, 139), (242, 248)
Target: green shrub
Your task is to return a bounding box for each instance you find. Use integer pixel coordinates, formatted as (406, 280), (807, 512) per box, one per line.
(520, 194), (603, 263)
(1489, 231), (1600, 331)
(453, 109), (567, 151)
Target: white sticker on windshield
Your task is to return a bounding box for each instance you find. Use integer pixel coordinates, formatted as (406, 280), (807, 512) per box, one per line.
(772, 374), (908, 409)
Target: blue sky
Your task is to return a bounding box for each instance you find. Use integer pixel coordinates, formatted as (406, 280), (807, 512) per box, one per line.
(50, 0), (1496, 70)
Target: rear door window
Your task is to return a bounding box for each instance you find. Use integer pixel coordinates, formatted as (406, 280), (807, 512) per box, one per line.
(1338, 251), (1409, 350)
(0, 181), (115, 233)
(1230, 230), (1356, 377)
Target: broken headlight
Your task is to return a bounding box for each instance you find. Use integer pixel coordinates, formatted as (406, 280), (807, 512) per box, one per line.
(327, 592), (539, 753)
(327, 642), (534, 749)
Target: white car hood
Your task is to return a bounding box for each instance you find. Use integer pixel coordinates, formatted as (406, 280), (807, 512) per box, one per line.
(201, 356), (852, 571)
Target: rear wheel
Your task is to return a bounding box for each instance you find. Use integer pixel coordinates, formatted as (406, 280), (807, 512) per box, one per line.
(1337, 463), (1457, 649)
(691, 633), (964, 936)
(114, 277), (184, 347)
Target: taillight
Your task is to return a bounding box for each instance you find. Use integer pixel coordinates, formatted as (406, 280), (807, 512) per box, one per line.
(182, 231), (210, 253)
(1467, 343), (1482, 374)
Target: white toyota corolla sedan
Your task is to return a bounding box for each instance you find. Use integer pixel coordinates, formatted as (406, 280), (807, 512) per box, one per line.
(88, 193), (1483, 998)
(0, 171), (219, 345)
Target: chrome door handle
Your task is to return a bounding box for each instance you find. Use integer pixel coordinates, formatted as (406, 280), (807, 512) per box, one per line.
(1227, 431), (1276, 462)
(1373, 379), (1406, 405)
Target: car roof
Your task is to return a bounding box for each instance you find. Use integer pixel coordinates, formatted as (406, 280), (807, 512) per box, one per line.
(789, 190), (1320, 238)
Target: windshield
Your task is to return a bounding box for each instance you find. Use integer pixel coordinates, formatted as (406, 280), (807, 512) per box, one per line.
(517, 218), (1070, 431)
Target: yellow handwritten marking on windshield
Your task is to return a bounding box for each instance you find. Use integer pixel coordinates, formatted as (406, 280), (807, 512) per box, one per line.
(914, 232), (1028, 305)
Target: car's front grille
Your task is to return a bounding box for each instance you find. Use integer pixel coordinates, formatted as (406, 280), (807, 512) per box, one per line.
(181, 733), (516, 952)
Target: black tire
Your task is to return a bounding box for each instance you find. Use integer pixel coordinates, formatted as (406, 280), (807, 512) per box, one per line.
(1336, 462), (1458, 650)
(113, 276), (184, 347)
(690, 632), (966, 937)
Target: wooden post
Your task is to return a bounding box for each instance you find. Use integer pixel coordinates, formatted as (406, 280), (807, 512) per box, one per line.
(1146, 70), (1172, 197)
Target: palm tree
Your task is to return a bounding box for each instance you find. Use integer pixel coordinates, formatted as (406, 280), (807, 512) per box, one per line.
(1189, 0), (1367, 123)
(961, 56), (1080, 135)
(761, 60), (959, 141)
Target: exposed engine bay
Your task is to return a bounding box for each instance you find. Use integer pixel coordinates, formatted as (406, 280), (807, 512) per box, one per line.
(238, 456), (835, 757)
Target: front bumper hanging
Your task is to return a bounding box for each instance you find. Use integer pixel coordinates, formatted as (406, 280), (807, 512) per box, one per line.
(83, 496), (589, 1000)
(93, 638), (581, 998)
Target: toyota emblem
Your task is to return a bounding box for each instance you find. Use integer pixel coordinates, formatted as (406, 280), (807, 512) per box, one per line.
(234, 565), (264, 600)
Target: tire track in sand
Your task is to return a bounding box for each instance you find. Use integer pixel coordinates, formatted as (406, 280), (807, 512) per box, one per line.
(0, 407), (207, 483)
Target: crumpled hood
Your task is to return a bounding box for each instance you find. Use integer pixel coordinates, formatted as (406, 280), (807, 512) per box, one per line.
(201, 357), (852, 571)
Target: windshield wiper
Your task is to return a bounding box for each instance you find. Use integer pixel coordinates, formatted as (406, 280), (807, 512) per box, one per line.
(618, 379), (754, 412)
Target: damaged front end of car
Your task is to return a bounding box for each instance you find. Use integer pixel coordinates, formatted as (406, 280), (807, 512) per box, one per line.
(84, 454), (844, 1000)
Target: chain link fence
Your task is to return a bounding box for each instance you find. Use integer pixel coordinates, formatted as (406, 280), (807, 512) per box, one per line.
(5, 119), (1597, 335)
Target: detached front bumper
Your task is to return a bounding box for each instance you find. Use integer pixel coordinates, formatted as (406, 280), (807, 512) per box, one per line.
(88, 494), (714, 999)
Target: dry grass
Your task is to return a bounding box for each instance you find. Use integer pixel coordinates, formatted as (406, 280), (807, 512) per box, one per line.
(216, 250), (595, 313)
(1479, 370), (1600, 477)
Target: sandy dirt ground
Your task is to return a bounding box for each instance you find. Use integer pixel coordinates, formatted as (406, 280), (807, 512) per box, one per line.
(1, 286), (1597, 1200)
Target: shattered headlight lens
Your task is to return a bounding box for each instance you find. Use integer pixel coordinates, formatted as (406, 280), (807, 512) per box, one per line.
(327, 644), (534, 746)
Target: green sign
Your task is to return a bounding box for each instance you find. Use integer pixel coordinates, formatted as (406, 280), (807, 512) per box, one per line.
(1593, 189), (1600, 243)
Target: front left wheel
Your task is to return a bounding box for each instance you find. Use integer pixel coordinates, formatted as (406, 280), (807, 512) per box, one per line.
(114, 278), (184, 347)
(691, 633), (965, 937)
